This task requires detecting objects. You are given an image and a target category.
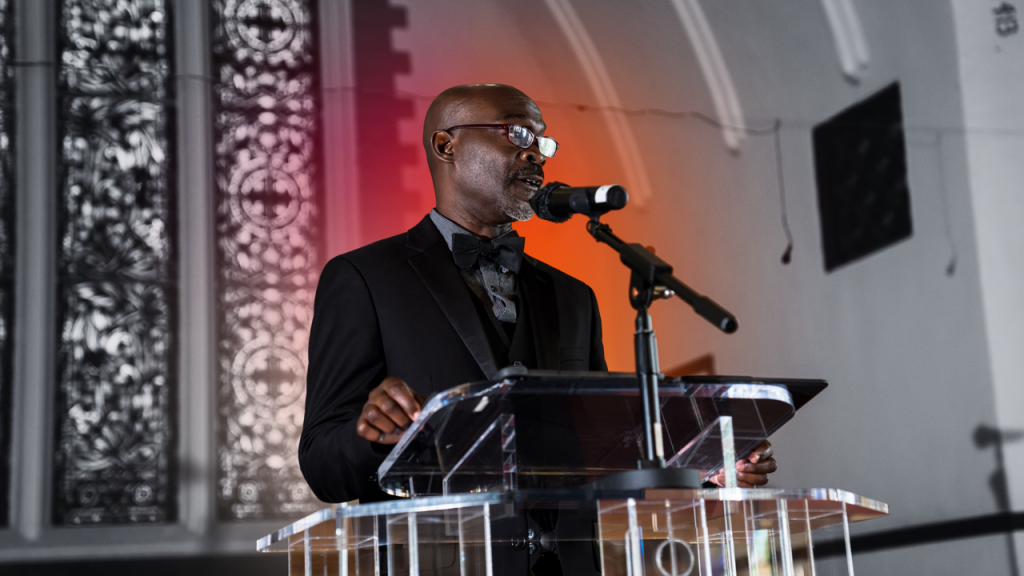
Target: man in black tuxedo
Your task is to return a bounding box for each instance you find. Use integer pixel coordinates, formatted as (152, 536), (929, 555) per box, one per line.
(298, 84), (776, 507)
(299, 84), (607, 506)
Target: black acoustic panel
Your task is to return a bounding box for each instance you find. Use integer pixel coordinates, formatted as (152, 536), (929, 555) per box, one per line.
(813, 82), (912, 272)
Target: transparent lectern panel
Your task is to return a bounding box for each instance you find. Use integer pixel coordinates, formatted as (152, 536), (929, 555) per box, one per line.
(596, 496), (862, 576)
(260, 489), (887, 576)
(379, 371), (826, 497)
(286, 518), (381, 576)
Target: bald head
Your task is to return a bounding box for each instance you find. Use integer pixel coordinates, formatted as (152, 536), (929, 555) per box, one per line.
(422, 84), (541, 162)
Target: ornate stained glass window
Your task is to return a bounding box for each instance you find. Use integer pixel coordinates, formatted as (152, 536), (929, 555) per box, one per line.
(54, 0), (176, 525)
(211, 0), (323, 521)
(0, 0), (14, 528)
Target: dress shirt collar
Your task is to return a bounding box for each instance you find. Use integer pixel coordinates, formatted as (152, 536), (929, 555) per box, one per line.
(428, 208), (519, 251)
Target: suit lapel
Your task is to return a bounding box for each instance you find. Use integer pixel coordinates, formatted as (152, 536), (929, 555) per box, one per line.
(518, 257), (560, 370)
(406, 217), (499, 379)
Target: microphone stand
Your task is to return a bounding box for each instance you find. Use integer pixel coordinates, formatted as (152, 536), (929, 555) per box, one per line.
(583, 215), (738, 491)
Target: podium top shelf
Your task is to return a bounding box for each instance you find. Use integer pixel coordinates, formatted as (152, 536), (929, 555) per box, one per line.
(378, 370), (827, 497)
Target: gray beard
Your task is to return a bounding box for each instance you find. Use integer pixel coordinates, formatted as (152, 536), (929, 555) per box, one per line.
(501, 199), (534, 222)
(499, 189), (535, 222)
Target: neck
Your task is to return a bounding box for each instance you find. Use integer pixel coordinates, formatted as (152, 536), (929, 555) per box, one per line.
(434, 205), (513, 239)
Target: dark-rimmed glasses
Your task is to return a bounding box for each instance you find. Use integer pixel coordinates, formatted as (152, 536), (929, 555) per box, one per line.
(444, 124), (558, 158)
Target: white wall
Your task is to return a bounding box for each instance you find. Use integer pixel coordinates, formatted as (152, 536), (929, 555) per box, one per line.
(951, 0), (1024, 566)
(389, 0), (1019, 573)
(671, 0), (998, 525)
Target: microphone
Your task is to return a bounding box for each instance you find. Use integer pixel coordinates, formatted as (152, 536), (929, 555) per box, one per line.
(530, 182), (629, 223)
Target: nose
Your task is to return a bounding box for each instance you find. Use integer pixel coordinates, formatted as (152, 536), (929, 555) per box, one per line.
(519, 145), (546, 166)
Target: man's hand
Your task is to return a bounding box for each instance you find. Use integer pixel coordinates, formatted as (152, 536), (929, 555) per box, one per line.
(709, 440), (777, 488)
(356, 377), (427, 445)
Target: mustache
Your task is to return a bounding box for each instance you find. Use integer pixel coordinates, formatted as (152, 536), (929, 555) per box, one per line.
(511, 167), (545, 181)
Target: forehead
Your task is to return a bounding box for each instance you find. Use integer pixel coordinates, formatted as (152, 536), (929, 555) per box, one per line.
(468, 91), (546, 131)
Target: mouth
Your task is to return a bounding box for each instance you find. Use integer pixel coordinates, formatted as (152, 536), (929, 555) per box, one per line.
(516, 175), (544, 189)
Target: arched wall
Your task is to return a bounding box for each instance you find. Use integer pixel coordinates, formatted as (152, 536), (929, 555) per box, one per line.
(329, 1), (1019, 573)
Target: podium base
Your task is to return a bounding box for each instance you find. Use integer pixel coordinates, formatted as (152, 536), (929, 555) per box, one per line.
(585, 467), (701, 491)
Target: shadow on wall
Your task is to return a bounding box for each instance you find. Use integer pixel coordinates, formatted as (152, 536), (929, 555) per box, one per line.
(351, 0), (419, 243)
(975, 423), (1024, 576)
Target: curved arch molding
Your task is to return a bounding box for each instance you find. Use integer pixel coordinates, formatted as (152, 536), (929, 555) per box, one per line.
(667, 0), (746, 150)
(543, 0), (870, 187)
(542, 0), (655, 203)
(820, 0), (871, 81)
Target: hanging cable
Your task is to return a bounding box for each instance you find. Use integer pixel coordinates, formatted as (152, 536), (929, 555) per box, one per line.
(773, 121), (794, 264)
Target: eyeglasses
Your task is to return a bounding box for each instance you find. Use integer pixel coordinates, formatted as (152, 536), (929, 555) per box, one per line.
(444, 124), (558, 158)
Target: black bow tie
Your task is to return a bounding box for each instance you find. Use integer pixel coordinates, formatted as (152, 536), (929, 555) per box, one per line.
(451, 231), (526, 273)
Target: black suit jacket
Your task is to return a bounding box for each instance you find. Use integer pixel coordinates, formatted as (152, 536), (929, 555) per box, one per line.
(300, 215), (607, 503)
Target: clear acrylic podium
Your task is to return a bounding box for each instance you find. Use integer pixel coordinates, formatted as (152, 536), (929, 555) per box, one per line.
(259, 371), (889, 575)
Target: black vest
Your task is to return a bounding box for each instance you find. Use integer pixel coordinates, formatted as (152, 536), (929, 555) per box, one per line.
(466, 276), (538, 371)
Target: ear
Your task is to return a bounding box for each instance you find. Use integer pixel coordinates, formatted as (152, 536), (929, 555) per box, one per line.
(430, 130), (455, 164)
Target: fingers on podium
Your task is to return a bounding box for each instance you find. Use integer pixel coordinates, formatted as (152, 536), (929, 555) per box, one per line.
(734, 447), (776, 486)
(357, 407), (396, 444)
(375, 395), (412, 430)
(356, 414), (390, 443)
(362, 403), (400, 433)
(735, 472), (770, 487)
(739, 458), (777, 475)
(380, 377), (423, 421)
(748, 439), (774, 463)
(357, 377), (426, 444)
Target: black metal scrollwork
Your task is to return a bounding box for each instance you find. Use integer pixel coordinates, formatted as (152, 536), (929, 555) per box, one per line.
(0, 0), (14, 528)
(54, 0), (176, 525)
(212, 0), (322, 521)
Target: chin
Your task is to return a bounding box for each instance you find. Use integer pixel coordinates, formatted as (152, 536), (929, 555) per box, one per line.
(503, 203), (534, 222)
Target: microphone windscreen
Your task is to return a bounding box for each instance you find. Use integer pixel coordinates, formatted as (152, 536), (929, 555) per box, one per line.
(530, 182), (571, 223)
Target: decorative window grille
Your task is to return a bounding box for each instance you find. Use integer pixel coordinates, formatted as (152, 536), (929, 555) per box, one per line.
(53, 0), (176, 525)
(0, 0), (13, 528)
(211, 0), (323, 521)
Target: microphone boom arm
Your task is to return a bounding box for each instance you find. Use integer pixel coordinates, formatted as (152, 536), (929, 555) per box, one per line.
(585, 216), (737, 469)
(585, 219), (738, 333)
